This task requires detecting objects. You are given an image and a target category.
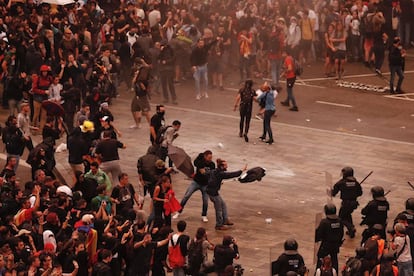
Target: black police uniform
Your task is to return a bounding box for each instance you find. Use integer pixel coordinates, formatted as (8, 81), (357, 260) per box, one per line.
(361, 198), (389, 242)
(271, 252), (306, 276)
(332, 175), (362, 237)
(315, 215), (344, 271)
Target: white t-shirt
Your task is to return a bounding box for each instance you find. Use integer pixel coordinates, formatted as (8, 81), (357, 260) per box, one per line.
(394, 235), (412, 263)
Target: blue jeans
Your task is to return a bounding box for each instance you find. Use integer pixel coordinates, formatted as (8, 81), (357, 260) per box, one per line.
(209, 194), (228, 227)
(180, 180), (208, 216)
(270, 59), (282, 86)
(398, 260), (412, 276)
(262, 110), (275, 141)
(286, 77), (297, 107)
(389, 65), (404, 92)
(193, 64), (208, 97)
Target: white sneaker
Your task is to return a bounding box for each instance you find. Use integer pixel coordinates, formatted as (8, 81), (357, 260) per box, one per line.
(202, 216), (208, 222)
(196, 95), (201, 100)
(129, 124), (138, 129)
(172, 212), (180, 219)
(204, 93), (209, 99)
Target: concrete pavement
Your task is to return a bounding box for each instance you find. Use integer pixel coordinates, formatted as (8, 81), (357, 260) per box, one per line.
(2, 58), (414, 275)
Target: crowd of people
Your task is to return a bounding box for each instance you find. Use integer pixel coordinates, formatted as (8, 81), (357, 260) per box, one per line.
(0, 0), (410, 274)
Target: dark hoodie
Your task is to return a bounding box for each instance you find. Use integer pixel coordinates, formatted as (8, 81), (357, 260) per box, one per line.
(193, 153), (215, 186)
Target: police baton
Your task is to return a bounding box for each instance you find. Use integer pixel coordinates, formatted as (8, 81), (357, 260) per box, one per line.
(385, 190), (391, 196)
(360, 171), (373, 185)
(407, 181), (414, 191)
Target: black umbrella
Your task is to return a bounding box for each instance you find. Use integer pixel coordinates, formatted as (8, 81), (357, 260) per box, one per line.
(168, 145), (194, 178)
(41, 101), (65, 117)
(238, 167), (266, 183)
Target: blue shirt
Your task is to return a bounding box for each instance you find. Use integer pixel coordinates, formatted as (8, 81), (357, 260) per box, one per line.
(257, 90), (277, 111)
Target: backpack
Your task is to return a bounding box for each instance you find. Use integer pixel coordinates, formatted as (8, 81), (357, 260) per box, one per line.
(364, 238), (380, 261)
(259, 92), (268, 108)
(240, 87), (255, 106)
(168, 236), (185, 268)
(294, 58), (303, 76)
(268, 32), (280, 54)
(342, 257), (362, 276)
(155, 125), (172, 145)
(187, 239), (204, 271)
(319, 267), (334, 276)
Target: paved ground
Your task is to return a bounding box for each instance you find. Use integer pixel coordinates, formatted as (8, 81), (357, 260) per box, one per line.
(1, 57), (414, 275)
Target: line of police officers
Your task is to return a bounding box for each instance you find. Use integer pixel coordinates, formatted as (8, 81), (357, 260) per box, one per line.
(271, 166), (414, 276)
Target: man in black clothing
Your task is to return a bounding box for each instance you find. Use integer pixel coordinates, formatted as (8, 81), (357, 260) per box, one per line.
(233, 79), (255, 142)
(158, 43), (177, 104)
(175, 150), (215, 222)
(389, 37), (406, 94)
(315, 203), (344, 271)
(149, 105), (165, 145)
(214, 235), (240, 274)
(331, 167), (363, 238)
(207, 159), (246, 230)
(272, 239), (307, 276)
(92, 249), (112, 276)
(190, 37), (219, 100)
(95, 130), (126, 186)
(361, 186), (389, 243)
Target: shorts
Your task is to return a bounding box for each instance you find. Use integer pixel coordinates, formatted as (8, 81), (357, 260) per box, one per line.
(131, 96), (150, 112)
(334, 50), (346, 60)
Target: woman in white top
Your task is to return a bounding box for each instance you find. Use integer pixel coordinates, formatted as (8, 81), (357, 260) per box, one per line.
(391, 223), (412, 276)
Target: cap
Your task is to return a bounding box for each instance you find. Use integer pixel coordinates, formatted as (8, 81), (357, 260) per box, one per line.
(40, 64), (51, 72)
(80, 120), (94, 133)
(100, 116), (110, 122)
(277, 17), (286, 23)
(82, 214), (94, 224)
(100, 102), (109, 109)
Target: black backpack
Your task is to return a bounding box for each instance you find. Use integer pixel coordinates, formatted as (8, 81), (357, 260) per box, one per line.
(187, 239), (204, 271)
(155, 125), (172, 145)
(342, 257), (362, 276)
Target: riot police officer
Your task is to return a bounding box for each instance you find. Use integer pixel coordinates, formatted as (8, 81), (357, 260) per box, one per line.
(316, 203), (344, 271)
(361, 186), (389, 244)
(332, 167), (362, 238)
(395, 198), (414, 226)
(271, 239), (307, 276)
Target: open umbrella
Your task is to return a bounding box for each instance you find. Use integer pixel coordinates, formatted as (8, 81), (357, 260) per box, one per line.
(168, 145), (194, 178)
(238, 167), (266, 183)
(41, 0), (75, 5)
(41, 101), (65, 117)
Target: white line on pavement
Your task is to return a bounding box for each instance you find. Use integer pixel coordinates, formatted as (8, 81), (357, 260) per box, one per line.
(383, 93), (414, 101)
(300, 70), (414, 82)
(262, 78), (326, 89)
(316, 101), (353, 108)
(162, 105), (414, 146)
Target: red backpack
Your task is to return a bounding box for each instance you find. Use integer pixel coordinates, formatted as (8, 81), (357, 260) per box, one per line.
(168, 236), (185, 268)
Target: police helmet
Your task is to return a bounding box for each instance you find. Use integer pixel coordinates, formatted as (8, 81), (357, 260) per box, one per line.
(406, 198), (414, 211)
(371, 186), (384, 199)
(341, 167), (354, 177)
(284, 238), (298, 251)
(324, 203), (337, 216)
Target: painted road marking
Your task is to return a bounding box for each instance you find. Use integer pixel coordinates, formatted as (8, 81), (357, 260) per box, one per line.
(316, 101), (353, 108)
(261, 78), (326, 89)
(157, 104), (414, 146)
(298, 70), (414, 82)
(384, 93), (414, 101)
